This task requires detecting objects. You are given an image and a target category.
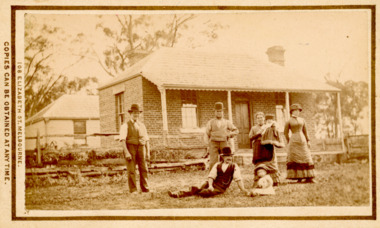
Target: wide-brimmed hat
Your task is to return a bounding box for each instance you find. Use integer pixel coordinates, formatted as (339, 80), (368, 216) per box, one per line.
(128, 104), (143, 113)
(254, 164), (268, 175)
(220, 147), (233, 156)
(290, 103), (302, 112)
(265, 114), (275, 120)
(214, 102), (225, 111)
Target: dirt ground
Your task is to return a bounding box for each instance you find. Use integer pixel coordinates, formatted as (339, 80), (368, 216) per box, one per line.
(25, 160), (370, 210)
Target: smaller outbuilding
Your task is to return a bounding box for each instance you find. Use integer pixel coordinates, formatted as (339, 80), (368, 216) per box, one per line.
(25, 94), (100, 150)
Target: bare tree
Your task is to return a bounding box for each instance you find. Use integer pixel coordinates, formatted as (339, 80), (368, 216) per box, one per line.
(85, 14), (225, 77)
(24, 16), (98, 119)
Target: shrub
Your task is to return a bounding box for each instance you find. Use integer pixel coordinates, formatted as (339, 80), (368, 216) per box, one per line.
(28, 143), (204, 168)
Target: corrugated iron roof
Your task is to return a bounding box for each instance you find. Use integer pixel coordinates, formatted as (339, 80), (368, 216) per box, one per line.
(98, 47), (340, 92)
(26, 95), (99, 124)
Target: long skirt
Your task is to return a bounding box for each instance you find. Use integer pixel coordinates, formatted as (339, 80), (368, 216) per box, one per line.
(252, 141), (281, 185)
(286, 132), (315, 179)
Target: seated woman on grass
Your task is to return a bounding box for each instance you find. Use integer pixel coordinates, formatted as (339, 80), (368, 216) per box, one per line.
(168, 147), (249, 198)
(247, 164), (275, 197)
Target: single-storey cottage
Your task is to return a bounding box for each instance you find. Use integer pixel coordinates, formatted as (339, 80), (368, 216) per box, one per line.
(98, 47), (342, 152)
(25, 94), (101, 150)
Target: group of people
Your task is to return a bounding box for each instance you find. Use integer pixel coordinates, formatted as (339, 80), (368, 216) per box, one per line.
(119, 101), (316, 198)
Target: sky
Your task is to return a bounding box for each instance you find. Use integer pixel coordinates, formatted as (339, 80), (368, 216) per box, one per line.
(25, 10), (370, 86)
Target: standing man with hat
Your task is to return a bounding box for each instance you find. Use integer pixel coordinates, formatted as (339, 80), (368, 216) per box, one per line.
(205, 102), (239, 172)
(119, 104), (150, 193)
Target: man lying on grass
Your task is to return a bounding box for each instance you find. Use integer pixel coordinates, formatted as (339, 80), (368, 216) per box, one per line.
(168, 147), (249, 198)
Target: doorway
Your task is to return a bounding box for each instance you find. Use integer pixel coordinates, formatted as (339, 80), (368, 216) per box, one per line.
(234, 101), (251, 148)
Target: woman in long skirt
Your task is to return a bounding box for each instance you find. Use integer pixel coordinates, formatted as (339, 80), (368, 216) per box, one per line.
(284, 104), (316, 183)
(249, 112), (281, 186)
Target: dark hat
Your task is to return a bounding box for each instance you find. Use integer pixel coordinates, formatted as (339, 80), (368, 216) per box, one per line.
(214, 102), (225, 110)
(128, 104), (142, 113)
(265, 114), (275, 120)
(220, 147), (233, 156)
(290, 103), (302, 112)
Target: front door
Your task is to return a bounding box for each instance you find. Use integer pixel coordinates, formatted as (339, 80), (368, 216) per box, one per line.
(235, 101), (250, 148)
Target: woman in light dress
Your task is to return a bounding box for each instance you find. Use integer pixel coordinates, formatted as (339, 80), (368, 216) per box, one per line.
(284, 104), (316, 183)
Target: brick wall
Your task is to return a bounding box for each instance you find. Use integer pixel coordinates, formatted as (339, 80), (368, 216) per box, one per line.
(197, 91), (229, 127)
(99, 76), (144, 148)
(99, 80), (318, 151)
(166, 90), (182, 134)
(289, 92), (318, 150)
(124, 77), (144, 117)
(147, 90), (229, 149)
(249, 92), (278, 123)
(142, 78), (163, 135)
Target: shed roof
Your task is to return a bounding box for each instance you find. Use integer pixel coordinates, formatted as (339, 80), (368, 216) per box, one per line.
(98, 48), (339, 92)
(26, 95), (99, 125)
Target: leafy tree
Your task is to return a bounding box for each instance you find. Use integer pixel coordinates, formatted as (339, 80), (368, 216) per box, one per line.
(328, 79), (368, 135)
(313, 92), (338, 138)
(314, 74), (369, 137)
(25, 15), (98, 119)
(85, 14), (225, 77)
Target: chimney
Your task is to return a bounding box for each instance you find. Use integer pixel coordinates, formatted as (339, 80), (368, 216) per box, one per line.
(266, 46), (285, 66)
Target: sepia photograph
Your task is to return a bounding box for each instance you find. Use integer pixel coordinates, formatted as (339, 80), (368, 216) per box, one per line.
(22, 8), (371, 211)
(0, 2), (377, 227)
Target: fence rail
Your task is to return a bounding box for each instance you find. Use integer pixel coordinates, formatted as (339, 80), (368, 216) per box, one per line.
(25, 132), (120, 140)
(345, 134), (369, 158)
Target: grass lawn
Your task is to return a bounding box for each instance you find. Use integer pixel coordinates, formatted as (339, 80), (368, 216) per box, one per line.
(25, 160), (370, 210)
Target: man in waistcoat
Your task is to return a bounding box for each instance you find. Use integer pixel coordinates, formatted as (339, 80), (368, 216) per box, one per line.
(168, 147), (248, 198)
(205, 102), (239, 172)
(119, 104), (150, 193)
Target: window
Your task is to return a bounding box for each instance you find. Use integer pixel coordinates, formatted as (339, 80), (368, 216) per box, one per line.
(115, 92), (124, 131)
(182, 104), (198, 128)
(181, 90), (198, 129)
(74, 120), (86, 139)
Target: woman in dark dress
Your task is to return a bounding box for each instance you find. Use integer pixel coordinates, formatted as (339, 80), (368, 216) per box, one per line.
(284, 104), (316, 183)
(249, 112), (281, 186)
